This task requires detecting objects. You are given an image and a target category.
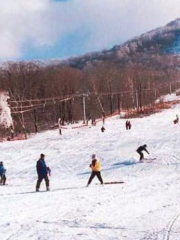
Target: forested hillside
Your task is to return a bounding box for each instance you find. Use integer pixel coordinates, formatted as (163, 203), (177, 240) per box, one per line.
(1, 19), (180, 137)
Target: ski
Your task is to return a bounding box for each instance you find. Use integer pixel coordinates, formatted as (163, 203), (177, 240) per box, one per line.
(96, 181), (124, 185)
(143, 158), (156, 160)
(103, 181), (124, 184)
(139, 158), (156, 163)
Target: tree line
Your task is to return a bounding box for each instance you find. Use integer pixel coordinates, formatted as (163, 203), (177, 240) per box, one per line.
(0, 55), (180, 137)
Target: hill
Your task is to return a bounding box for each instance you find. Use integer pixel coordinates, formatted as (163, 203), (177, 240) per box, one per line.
(55, 18), (180, 69)
(1, 97), (180, 239)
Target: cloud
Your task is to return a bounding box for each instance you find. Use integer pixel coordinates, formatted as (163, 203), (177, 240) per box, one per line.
(0, 0), (180, 60)
(0, 0), (54, 60)
(68, 0), (180, 50)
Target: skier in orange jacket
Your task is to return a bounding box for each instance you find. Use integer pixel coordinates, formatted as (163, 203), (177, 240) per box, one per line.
(87, 154), (103, 186)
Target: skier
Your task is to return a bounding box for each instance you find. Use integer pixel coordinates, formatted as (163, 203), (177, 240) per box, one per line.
(58, 118), (62, 135)
(87, 154), (103, 186)
(0, 162), (6, 185)
(101, 126), (105, 132)
(126, 120), (131, 130)
(36, 154), (51, 192)
(136, 144), (149, 161)
(126, 120), (129, 130)
(174, 115), (179, 124)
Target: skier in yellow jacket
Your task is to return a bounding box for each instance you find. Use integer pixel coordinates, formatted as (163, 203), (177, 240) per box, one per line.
(87, 154), (103, 186)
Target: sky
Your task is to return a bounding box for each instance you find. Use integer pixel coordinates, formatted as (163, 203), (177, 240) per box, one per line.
(0, 0), (180, 61)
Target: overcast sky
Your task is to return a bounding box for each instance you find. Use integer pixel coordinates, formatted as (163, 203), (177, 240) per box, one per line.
(0, 0), (180, 61)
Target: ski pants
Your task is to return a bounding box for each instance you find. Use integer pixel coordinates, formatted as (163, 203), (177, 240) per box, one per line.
(36, 175), (49, 190)
(0, 173), (6, 185)
(137, 150), (144, 160)
(88, 171), (103, 185)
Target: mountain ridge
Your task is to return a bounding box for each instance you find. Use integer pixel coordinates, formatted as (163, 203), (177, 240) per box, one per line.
(50, 18), (180, 69)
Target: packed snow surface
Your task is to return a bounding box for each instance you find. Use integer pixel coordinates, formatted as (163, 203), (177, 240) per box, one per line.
(1, 104), (180, 240)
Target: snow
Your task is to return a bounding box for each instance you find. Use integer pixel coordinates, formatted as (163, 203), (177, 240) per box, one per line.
(155, 92), (180, 103)
(1, 103), (180, 239)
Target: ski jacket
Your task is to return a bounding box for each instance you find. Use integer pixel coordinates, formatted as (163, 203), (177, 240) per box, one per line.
(90, 159), (101, 172)
(36, 158), (48, 176)
(137, 146), (149, 154)
(0, 165), (6, 175)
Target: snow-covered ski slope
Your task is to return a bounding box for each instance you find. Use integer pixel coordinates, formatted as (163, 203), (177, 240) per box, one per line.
(1, 102), (180, 240)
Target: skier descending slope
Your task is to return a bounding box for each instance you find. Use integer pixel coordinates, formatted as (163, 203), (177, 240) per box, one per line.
(36, 154), (51, 192)
(136, 144), (150, 161)
(87, 154), (103, 186)
(0, 162), (6, 185)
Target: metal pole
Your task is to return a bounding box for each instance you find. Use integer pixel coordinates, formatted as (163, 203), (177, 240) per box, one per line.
(83, 94), (86, 124)
(169, 83), (172, 95)
(136, 90), (139, 110)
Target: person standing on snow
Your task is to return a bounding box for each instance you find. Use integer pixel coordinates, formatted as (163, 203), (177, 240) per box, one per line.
(87, 154), (103, 186)
(36, 154), (51, 192)
(101, 126), (105, 132)
(126, 120), (131, 130)
(125, 120), (129, 130)
(58, 118), (62, 135)
(0, 162), (6, 185)
(136, 144), (149, 161)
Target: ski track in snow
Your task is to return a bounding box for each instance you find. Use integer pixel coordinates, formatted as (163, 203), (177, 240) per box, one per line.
(164, 210), (180, 240)
(1, 103), (180, 239)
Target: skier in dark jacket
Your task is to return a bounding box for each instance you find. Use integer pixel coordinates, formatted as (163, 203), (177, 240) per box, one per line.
(0, 162), (6, 185)
(101, 126), (105, 132)
(36, 154), (51, 192)
(126, 120), (131, 130)
(136, 145), (149, 161)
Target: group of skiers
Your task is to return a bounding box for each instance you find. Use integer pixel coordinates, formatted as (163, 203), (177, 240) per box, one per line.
(34, 153), (104, 191)
(0, 145), (149, 190)
(37, 112), (180, 190)
(101, 120), (132, 133)
(2, 110), (179, 191)
(0, 114), (150, 190)
(34, 144), (149, 191)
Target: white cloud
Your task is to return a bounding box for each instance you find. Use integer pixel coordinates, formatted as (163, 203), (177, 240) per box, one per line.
(0, 0), (180, 60)
(70, 0), (180, 50)
(0, 0), (54, 59)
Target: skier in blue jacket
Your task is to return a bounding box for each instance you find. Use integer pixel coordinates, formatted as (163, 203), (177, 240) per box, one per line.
(36, 154), (51, 192)
(0, 162), (6, 185)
